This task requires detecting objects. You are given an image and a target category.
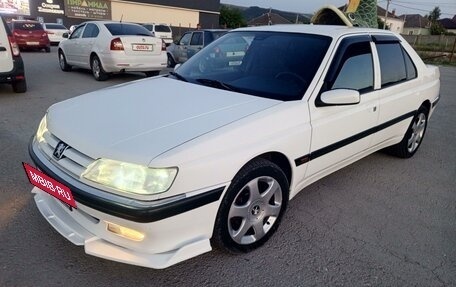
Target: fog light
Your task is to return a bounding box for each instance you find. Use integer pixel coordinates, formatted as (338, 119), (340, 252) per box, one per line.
(106, 222), (145, 241)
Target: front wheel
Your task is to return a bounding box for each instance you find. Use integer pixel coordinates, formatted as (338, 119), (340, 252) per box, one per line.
(58, 51), (71, 71)
(212, 158), (289, 253)
(91, 55), (108, 81)
(386, 106), (428, 158)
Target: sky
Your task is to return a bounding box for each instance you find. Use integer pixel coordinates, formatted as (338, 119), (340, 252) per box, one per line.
(222, 0), (456, 18)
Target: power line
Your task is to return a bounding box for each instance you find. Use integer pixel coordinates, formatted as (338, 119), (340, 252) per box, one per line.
(390, 2), (456, 16)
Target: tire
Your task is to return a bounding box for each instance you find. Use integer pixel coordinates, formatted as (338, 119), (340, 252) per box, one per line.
(212, 158), (289, 253)
(12, 79), (27, 93)
(91, 55), (108, 81)
(386, 106), (429, 158)
(45, 47), (50, 53)
(144, 71), (160, 77)
(167, 53), (176, 68)
(58, 51), (71, 72)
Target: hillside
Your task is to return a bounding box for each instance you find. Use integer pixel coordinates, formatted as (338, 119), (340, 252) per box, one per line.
(222, 4), (312, 24)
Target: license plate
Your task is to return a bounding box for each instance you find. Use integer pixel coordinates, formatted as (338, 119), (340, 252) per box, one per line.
(23, 162), (77, 208)
(132, 44), (153, 51)
(26, 42), (39, 45)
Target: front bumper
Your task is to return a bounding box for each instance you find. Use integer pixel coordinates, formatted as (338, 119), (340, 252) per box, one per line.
(32, 188), (213, 269)
(28, 137), (227, 268)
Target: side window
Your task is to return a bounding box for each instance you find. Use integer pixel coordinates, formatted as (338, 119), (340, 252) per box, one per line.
(376, 43), (407, 87)
(82, 23), (99, 38)
(331, 41), (374, 93)
(179, 33), (191, 45)
(70, 25), (84, 39)
(190, 32), (203, 46)
(402, 48), (417, 80)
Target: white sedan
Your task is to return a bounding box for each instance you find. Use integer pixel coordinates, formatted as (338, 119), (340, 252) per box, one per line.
(58, 21), (167, 81)
(29, 25), (440, 268)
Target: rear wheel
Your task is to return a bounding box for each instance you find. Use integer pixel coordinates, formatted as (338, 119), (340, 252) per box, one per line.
(12, 79), (27, 93)
(213, 159), (289, 253)
(145, 71), (160, 77)
(91, 55), (108, 81)
(58, 51), (71, 71)
(386, 106), (429, 158)
(44, 47), (50, 53)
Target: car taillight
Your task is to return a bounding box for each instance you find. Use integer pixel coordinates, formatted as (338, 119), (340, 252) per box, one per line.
(161, 39), (166, 51)
(110, 38), (124, 51)
(13, 32), (20, 37)
(8, 36), (20, 56)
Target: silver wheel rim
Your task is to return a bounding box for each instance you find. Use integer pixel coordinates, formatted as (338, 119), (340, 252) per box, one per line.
(92, 58), (100, 78)
(228, 176), (282, 245)
(59, 54), (65, 69)
(407, 113), (426, 153)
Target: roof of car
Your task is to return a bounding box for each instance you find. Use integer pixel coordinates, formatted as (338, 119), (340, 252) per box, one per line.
(234, 24), (396, 38)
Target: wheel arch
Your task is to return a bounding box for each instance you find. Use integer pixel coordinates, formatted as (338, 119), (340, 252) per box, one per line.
(421, 100), (431, 115)
(247, 151), (293, 190)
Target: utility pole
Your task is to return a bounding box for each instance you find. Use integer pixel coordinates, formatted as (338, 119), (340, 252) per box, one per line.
(383, 0), (391, 30)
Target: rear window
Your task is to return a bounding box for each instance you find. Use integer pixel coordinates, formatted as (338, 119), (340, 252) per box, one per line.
(14, 22), (43, 31)
(105, 23), (152, 36)
(45, 24), (67, 30)
(154, 25), (171, 32)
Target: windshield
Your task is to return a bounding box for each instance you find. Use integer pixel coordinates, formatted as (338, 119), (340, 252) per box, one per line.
(155, 25), (171, 32)
(105, 23), (152, 36)
(45, 24), (67, 30)
(176, 31), (332, 101)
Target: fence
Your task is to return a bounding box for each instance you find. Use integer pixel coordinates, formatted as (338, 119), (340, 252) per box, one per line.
(402, 34), (456, 65)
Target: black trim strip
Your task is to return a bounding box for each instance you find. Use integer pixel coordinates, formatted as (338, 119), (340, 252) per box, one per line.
(295, 111), (416, 166)
(29, 139), (224, 223)
(432, 97), (440, 108)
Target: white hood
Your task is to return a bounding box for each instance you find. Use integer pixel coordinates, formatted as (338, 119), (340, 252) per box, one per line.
(47, 77), (280, 166)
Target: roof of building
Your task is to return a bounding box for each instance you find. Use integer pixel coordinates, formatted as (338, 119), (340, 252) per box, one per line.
(439, 18), (456, 29)
(247, 12), (292, 26)
(400, 14), (429, 28)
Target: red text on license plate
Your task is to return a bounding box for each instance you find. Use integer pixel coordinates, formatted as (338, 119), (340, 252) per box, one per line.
(23, 162), (77, 208)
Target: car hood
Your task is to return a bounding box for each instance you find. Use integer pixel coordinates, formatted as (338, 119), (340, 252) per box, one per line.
(47, 77), (280, 166)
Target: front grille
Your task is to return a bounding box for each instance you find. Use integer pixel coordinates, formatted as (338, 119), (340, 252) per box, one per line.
(38, 130), (95, 178)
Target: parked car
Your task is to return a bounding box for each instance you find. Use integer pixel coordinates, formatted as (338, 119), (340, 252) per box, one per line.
(58, 21), (167, 81)
(141, 23), (173, 45)
(166, 29), (228, 67)
(10, 20), (50, 52)
(28, 25), (440, 269)
(0, 16), (26, 93)
(42, 23), (69, 44)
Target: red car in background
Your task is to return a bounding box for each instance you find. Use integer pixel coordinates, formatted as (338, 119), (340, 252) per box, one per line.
(10, 20), (50, 53)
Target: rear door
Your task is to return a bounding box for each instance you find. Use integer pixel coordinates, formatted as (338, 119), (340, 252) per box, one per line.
(0, 17), (13, 72)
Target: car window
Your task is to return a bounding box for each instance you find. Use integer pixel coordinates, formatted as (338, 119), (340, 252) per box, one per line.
(402, 48), (417, 80)
(104, 23), (151, 36)
(14, 22), (43, 31)
(177, 31), (332, 101)
(331, 41), (374, 93)
(190, 32), (203, 46)
(45, 24), (66, 30)
(376, 42), (407, 87)
(155, 25), (171, 32)
(70, 25), (85, 39)
(142, 24), (153, 31)
(82, 23), (99, 38)
(179, 33), (191, 45)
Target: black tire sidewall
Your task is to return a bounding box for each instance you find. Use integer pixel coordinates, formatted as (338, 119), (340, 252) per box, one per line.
(214, 159), (289, 253)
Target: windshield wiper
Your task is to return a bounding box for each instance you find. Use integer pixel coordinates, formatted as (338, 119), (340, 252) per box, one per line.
(196, 78), (239, 92)
(169, 71), (188, 82)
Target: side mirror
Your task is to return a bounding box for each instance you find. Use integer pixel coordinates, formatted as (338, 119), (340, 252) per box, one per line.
(319, 89), (360, 106)
(63, 32), (69, 38)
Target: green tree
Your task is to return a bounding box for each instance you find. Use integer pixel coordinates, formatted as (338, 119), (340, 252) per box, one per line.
(220, 6), (246, 28)
(427, 6), (446, 35)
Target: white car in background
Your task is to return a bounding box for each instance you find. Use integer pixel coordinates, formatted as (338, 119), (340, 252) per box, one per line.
(58, 21), (167, 81)
(42, 23), (69, 44)
(30, 25), (440, 269)
(141, 23), (173, 45)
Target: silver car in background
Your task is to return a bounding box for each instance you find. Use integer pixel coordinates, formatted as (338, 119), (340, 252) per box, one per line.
(58, 21), (167, 81)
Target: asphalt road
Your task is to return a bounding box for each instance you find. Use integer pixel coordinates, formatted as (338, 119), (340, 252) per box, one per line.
(0, 47), (455, 286)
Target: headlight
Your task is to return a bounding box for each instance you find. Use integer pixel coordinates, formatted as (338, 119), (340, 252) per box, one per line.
(36, 115), (48, 143)
(82, 158), (178, 195)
